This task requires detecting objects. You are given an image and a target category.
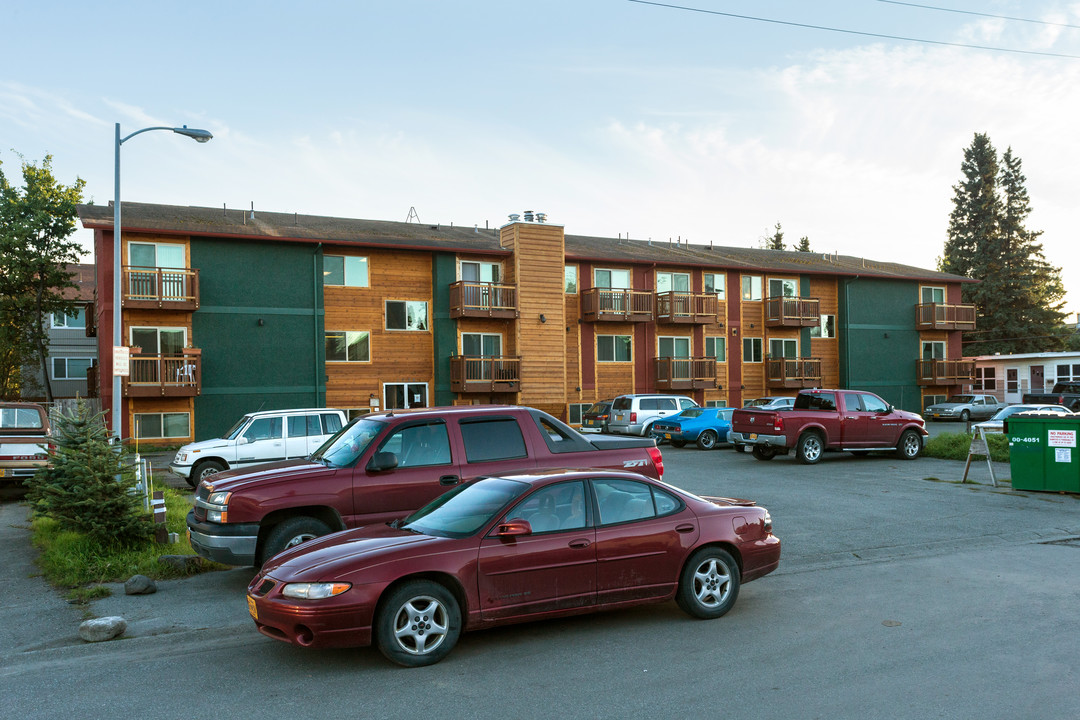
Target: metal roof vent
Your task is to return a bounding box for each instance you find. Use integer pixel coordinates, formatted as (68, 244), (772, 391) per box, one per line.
(508, 213), (521, 222)
(535, 212), (547, 223)
(523, 210), (535, 222)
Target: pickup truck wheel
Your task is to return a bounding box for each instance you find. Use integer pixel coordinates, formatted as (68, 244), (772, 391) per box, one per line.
(191, 460), (226, 487)
(675, 547), (740, 619)
(795, 433), (824, 465)
(696, 430), (718, 450)
(895, 429), (923, 460)
(262, 517), (332, 564)
(376, 580), (461, 667)
(960, 410), (970, 422)
(751, 446), (776, 461)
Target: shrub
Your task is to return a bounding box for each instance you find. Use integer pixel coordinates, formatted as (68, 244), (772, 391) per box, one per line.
(923, 431), (1009, 463)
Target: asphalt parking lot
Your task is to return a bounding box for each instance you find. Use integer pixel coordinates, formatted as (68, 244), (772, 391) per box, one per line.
(3, 439), (1079, 719)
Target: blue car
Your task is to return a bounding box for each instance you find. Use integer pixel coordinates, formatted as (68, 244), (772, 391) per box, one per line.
(651, 407), (735, 450)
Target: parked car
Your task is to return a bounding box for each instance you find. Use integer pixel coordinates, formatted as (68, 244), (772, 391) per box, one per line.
(247, 468), (780, 667)
(170, 408), (347, 487)
(188, 405), (665, 567)
(579, 400), (613, 433)
(743, 396), (796, 410)
(0, 403), (50, 488)
(731, 388), (927, 464)
(924, 394), (1008, 422)
(652, 407), (735, 450)
(608, 394), (698, 437)
(1022, 382), (1080, 412)
(973, 404), (1072, 433)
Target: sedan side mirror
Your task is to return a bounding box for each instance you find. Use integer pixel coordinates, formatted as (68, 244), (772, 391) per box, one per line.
(495, 519), (532, 537)
(367, 451), (399, 472)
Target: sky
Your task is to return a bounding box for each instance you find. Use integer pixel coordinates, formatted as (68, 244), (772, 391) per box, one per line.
(3, 0), (1079, 317)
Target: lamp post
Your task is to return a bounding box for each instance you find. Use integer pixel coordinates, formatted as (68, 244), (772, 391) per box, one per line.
(112, 123), (213, 439)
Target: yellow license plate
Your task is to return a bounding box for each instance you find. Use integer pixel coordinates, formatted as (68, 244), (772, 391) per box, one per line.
(247, 595), (258, 620)
(664, 433), (672, 439)
(749, 433), (758, 440)
(0, 468), (8, 477)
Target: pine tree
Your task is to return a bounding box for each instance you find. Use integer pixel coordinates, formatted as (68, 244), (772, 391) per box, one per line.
(761, 222), (785, 250)
(25, 400), (151, 546)
(940, 134), (1066, 354)
(796, 236), (812, 252)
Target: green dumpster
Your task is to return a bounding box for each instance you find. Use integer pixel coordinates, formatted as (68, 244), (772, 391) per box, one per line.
(1006, 413), (1080, 492)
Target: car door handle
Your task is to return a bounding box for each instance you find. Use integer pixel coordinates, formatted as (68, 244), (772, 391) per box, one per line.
(439, 475), (460, 486)
(845, 416), (858, 420)
(569, 539), (591, 549)
(675, 523), (696, 534)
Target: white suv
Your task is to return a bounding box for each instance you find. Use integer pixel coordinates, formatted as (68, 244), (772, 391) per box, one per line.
(607, 394), (698, 437)
(170, 408), (346, 487)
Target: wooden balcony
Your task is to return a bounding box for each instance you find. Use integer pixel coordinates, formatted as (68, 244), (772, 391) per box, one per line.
(655, 292), (719, 324)
(765, 296), (820, 328)
(766, 358), (823, 389)
(915, 303), (976, 331)
(449, 281), (518, 319)
(916, 358), (975, 386)
(582, 288), (654, 323)
(653, 357), (717, 391)
(122, 354), (201, 397)
(122, 266), (200, 310)
(450, 356), (521, 393)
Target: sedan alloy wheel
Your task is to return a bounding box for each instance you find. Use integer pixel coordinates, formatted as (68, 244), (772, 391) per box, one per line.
(676, 547), (740, 619)
(377, 580), (461, 667)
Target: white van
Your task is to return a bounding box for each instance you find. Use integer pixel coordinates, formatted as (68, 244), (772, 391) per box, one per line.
(607, 394), (698, 437)
(170, 408), (346, 487)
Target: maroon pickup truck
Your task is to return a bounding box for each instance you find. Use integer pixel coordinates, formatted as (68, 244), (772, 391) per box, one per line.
(187, 405), (664, 566)
(730, 389), (927, 464)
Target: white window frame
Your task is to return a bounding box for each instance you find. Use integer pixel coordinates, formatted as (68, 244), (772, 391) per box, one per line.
(703, 273), (725, 300)
(383, 382), (429, 410)
(741, 275), (762, 301)
(461, 332), (502, 357)
(324, 255), (369, 288)
(921, 286), (945, 304)
(656, 272), (690, 293)
(597, 335), (632, 363)
(705, 336), (726, 362)
(51, 307), (86, 330)
(565, 265), (578, 294)
(922, 341), (945, 360)
(325, 330), (371, 363)
(1056, 364), (1080, 383)
(594, 268), (631, 290)
(133, 412), (191, 439)
(767, 278), (797, 299)
(743, 337), (763, 363)
(657, 336), (691, 359)
(127, 240), (185, 268)
(769, 338), (798, 359)
(810, 314), (836, 339)
(129, 326), (188, 353)
(51, 357), (93, 380)
(568, 403), (590, 425)
(460, 260), (500, 284)
(385, 300), (429, 331)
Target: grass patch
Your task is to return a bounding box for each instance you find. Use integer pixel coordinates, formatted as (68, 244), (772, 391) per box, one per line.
(68, 585), (112, 603)
(923, 431), (1010, 463)
(30, 487), (218, 590)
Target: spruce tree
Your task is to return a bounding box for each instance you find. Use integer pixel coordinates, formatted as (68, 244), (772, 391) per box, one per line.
(25, 400), (151, 546)
(796, 236), (812, 252)
(762, 222), (785, 250)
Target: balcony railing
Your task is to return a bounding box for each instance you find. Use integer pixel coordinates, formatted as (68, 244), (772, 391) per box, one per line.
(916, 358), (976, 386)
(766, 358), (822, 389)
(582, 288), (654, 322)
(765, 296), (820, 327)
(450, 356), (521, 393)
(449, 281), (519, 319)
(653, 357), (717, 391)
(915, 303), (976, 331)
(122, 266), (200, 310)
(655, 292), (719, 324)
(122, 354), (201, 397)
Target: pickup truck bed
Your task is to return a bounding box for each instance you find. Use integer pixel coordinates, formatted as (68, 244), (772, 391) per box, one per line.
(1023, 383), (1080, 412)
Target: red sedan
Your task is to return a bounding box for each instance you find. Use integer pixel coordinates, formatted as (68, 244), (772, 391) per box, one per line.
(247, 469), (780, 667)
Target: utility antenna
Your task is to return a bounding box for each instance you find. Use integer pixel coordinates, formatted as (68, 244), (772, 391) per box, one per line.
(405, 206), (421, 223)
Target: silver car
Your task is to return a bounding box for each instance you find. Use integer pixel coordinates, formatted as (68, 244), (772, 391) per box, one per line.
(973, 404), (1072, 433)
(608, 394), (698, 437)
(925, 394), (1008, 422)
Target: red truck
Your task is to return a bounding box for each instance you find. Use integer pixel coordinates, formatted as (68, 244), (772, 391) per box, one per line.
(730, 389), (927, 464)
(187, 405), (664, 567)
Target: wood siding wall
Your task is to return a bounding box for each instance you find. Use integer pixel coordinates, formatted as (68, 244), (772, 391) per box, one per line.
(810, 276), (840, 388)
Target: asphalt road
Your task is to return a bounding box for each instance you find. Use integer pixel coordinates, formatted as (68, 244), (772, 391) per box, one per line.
(3, 446), (1079, 720)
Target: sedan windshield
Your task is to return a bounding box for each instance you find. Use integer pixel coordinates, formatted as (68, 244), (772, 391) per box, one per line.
(401, 477), (527, 538)
(946, 395), (975, 404)
(310, 417), (386, 467)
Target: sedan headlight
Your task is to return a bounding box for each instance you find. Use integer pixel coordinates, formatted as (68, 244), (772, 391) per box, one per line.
(282, 582), (352, 599)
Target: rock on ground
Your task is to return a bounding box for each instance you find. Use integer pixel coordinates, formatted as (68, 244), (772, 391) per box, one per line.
(124, 575), (157, 595)
(79, 616), (127, 642)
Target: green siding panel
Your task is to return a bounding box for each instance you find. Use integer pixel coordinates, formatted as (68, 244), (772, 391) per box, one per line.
(191, 239), (326, 440)
(432, 253), (457, 407)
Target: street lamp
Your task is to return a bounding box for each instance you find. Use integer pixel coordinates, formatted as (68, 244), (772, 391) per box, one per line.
(112, 123), (213, 439)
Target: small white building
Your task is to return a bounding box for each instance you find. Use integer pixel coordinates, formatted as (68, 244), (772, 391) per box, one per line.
(969, 351), (1080, 404)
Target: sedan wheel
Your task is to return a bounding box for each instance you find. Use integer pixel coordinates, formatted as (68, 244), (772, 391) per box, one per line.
(676, 547), (740, 619)
(960, 410), (970, 422)
(376, 580), (461, 667)
(696, 430), (718, 450)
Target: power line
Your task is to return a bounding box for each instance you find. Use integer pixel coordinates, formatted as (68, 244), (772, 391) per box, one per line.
(626, 0), (1080, 60)
(877, 1), (1080, 31)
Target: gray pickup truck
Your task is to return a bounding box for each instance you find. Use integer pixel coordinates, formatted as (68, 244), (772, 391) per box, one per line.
(1022, 383), (1080, 412)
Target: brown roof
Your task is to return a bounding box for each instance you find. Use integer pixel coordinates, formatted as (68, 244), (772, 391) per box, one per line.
(78, 202), (970, 283)
(61, 263), (95, 302)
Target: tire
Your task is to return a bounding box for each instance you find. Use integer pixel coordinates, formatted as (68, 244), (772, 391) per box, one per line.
(895, 429), (923, 460)
(261, 516), (332, 564)
(189, 459), (226, 488)
(960, 410), (970, 422)
(670, 439), (687, 448)
(696, 430), (718, 450)
(376, 580), (462, 667)
(675, 547), (741, 619)
(641, 423), (655, 438)
(751, 446), (776, 461)
(795, 432), (824, 465)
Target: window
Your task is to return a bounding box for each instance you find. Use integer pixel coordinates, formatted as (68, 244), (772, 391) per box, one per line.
(504, 481), (587, 533)
(743, 337), (763, 363)
(0, 407), (44, 429)
(51, 357), (92, 380)
(134, 412), (190, 439)
(462, 333), (501, 357)
(564, 265), (578, 294)
(741, 275), (762, 301)
(460, 418), (528, 462)
(128, 241), (184, 268)
(287, 414), (324, 438)
(130, 326), (186, 354)
(347, 408), (372, 420)
(975, 367), (997, 391)
(810, 314), (836, 339)
(598, 335), (632, 362)
(1056, 364), (1080, 382)
(658, 336), (690, 358)
(921, 286), (945, 304)
(385, 382), (428, 409)
(796, 393), (837, 411)
(568, 403), (590, 425)
(325, 331), (370, 362)
(379, 422), (452, 468)
(324, 255), (369, 287)
(641, 398), (678, 411)
(386, 301), (428, 331)
(461, 261), (500, 283)
(51, 307), (86, 329)
(922, 341), (945, 360)
(656, 272), (690, 293)
(704, 273), (725, 300)
(595, 268), (631, 289)
(322, 413), (343, 434)
(768, 278), (797, 298)
(705, 336), (726, 362)
(923, 395), (945, 412)
(861, 394), (889, 413)
(243, 416), (283, 442)
(594, 477), (681, 525)
(769, 338), (797, 359)
(705, 400), (726, 408)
